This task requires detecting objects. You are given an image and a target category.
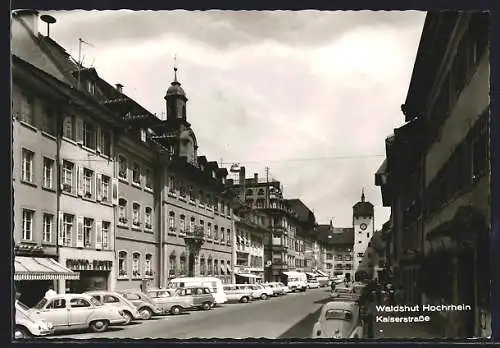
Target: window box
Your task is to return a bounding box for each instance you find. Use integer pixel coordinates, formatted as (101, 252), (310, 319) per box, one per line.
(84, 191), (92, 199)
(145, 223), (152, 230)
(132, 271), (141, 278)
(118, 171), (127, 179)
(62, 183), (72, 193)
(145, 270), (153, 277)
(133, 221), (141, 227)
(169, 227), (176, 232)
(119, 217), (128, 224)
(118, 270), (128, 278)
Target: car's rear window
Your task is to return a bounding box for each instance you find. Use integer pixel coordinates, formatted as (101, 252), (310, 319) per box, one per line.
(325, 309), (353, 321)
(34, 298), (48, 309)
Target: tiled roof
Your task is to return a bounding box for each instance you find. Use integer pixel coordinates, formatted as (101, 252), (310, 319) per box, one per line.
(315, 225), (354, 245)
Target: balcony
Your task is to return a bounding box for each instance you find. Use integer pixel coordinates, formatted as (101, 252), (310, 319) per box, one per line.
(184, 226), (205, 242)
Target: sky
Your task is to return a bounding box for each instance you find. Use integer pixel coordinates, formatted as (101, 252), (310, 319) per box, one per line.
(39, 10), (426, 230)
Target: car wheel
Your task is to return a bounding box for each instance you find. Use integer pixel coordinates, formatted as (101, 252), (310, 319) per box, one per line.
(90, 320), (109, 333)
(140, 307), (153, 320)
(14, 326), (32, 339)
(170, 306), (182, 315)
(260, 293), (268, 300)
(201, 302), (212, 311)
(240, 296), (249, 303)
(123, 311), (133, 325)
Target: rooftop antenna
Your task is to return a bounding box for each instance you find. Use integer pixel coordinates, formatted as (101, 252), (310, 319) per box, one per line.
(40, 14), (56, 38)
(77, 38), (94, 89)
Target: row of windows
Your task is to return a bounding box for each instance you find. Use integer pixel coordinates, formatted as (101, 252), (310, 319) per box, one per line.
(428, 14), (488, 144)
(21, 209), (111, 249)
(117, 155), (153, 190)
(19, 150), (115, 206)
(168, 176), (231, 216)
(118, 200), (153, 230)
(17, 93), (113, 159)
(425, 110), (489, 218)
(167, 212), (231, 242)
(167, 255), (231, 276)
(118, 251), (153, 278)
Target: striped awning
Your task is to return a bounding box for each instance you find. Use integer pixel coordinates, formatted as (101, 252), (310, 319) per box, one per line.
(15, 257), (80, 281)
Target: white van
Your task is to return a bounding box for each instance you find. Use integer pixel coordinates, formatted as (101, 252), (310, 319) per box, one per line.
(281, 271), (308, 292)
(168, 277), (227, 305)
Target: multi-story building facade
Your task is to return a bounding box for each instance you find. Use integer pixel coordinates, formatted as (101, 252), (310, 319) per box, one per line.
(378, 12), (490, 337)
(316, 224), (354, 280)
(11, 10), (126, 298)
(233, 207), (268, 283)
(226, 169), (315, 282)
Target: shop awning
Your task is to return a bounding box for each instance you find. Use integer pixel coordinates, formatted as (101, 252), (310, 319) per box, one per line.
(15, 257), (80, 281)
(236, 273), (258, 279)
(315, 269), (329, 277)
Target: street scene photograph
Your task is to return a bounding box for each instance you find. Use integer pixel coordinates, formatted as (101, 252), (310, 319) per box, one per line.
(11, 9), (491, 340)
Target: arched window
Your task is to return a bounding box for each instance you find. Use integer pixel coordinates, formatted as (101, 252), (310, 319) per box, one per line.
(145, 253), (153, 276)
(180, 254), (187, 275)
(118, 199), (128, 224)
(145, 207), (153, 230)
(132, 252), (141, 277)
(118, 251), (128, 277)
(132, 203), (141, 226)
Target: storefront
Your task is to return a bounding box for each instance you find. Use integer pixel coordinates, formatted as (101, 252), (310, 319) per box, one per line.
(58, 248), (115, 294)
(14, 256), (79, 307)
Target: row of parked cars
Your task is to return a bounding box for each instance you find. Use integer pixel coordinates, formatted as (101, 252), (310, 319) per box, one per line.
(14, 277), (306, 339)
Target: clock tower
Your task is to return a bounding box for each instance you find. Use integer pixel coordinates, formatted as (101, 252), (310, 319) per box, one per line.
(352, 189), (374, 273)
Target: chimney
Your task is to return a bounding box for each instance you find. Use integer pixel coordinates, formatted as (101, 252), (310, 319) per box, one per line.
(13, 9), (40, 36)
(254, 173), (258, 184)
(115, 83), (123, 93)
(239, 166), (246, 203)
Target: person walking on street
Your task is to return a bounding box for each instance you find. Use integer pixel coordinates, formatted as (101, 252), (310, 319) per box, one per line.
(45, 286), (57, 299)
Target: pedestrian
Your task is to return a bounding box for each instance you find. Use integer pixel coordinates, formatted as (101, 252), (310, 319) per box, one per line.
(45, 285), (57, 299)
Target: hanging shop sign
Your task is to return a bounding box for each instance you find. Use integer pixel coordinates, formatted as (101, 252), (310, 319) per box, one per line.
(66, 258), (113, 271)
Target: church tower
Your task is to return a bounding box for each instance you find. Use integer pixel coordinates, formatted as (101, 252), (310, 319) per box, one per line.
(352, 189), (375, 273)
(162, 63), (198, 165)
(164, 64), (188, 121)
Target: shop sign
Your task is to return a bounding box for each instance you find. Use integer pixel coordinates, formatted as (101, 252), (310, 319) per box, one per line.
(66, 258), (113, 271)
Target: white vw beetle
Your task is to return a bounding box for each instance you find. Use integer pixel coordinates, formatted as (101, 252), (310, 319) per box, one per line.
(312, 301), (364, 339)
(32, 293), (127, 333)
(15, 300), (54, 339)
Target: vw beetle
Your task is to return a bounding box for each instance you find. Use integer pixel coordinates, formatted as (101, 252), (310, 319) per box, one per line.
(312, 300), (364, 339)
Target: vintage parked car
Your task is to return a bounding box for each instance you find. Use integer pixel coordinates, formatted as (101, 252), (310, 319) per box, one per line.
(171, 287), (216, 310)
(243, 284), (268, 300)
(146, 288), (193, 315)
(265, 282), (286, 296)
(222, 284), (253, 303)
(116, 290), (165, 319)
(256, 284), (274, 298)
(276, 282), (291, 293)
(307, 279), (321, 289)
(331, 286), (354, 299)
(85, 291), (141, 324)
(15, 300), (54, 339)
(312, 301), (364, 339)
(32, 294), (127, 333)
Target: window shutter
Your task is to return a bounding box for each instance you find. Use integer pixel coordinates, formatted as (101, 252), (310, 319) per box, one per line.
(96, 174), (102, 201)
(95, 220), (103, 250)
(58, 212), (64, 246)
(76, 216), (84, 247)
(59, 159), (64, 190)
(96, 126), (102, 153)
(77, 166), (83, 196)
(76, 117), (84, 143)
(111, 178), (119, 205)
